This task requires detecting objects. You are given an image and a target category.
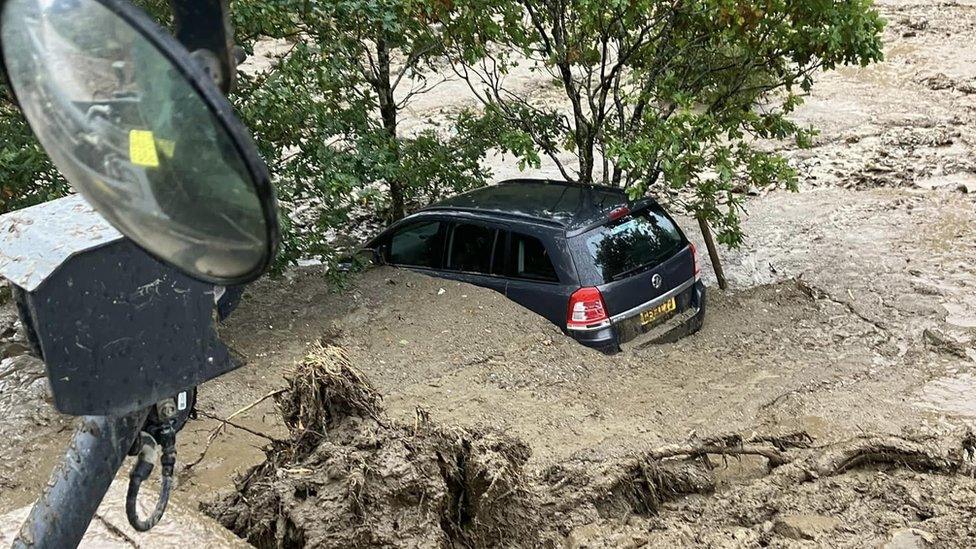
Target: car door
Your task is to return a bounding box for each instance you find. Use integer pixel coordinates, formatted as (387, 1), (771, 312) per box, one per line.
(503, 231), (576, 327)
(435, 219), (509, 295)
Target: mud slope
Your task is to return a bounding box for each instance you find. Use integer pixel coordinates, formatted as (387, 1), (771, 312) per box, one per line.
(208, 340), (976, 549)
(3, 0), (976, 542)
(0, 306), (73, 513)
(287, 263), (952, 467)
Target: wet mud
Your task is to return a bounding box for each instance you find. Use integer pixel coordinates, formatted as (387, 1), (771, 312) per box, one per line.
(199, 0), (976, 543)
(206, 337), (976, 548)
(1, 0), (976, 546)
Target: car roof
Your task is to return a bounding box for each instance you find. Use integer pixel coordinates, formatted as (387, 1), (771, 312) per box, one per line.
(421, 179), (632, 232)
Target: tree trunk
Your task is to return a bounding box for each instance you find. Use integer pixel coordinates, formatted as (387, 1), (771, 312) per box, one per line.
(697, 215), (728, 291)
(554, 60), (596, 187)
(578, 130), (595, 186)
(375, 36), (406, 221)
(611, 165), (623, 188)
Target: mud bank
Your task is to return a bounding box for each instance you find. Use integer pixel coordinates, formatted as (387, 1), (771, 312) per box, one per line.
(208, 343), (976, 548)
(1, 0), (976, 545)
(0, 304), (73, 512)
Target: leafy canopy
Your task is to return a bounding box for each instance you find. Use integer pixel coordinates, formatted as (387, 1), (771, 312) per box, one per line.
(230, 0), (507, 266)
(446, 0), (886, 245)
(0, 0), (886, 267)
(0, 83), (67, 213)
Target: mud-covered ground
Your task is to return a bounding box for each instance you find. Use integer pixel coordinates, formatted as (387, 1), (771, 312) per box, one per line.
(2, 0), (976, 546)
(203, 338), (976, 548)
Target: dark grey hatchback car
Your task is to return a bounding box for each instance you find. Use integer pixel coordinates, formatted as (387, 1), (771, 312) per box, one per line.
(364, 179), (706, 353)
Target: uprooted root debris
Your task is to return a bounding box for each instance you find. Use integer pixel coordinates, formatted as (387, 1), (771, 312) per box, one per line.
(205, 344), (976, 548)
(204, 343), (539, 548)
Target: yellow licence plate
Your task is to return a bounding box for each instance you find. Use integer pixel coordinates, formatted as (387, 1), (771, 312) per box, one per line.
(640, 298), (676, 326)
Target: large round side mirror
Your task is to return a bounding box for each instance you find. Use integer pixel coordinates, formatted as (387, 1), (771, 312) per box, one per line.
(0, 0), (279, 284)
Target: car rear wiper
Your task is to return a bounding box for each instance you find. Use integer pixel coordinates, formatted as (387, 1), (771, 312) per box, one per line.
(608, 245), (683, 282)
(610, 262), (655, 282)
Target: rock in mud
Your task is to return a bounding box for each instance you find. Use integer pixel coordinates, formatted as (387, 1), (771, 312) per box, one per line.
(920, 73), (954, 91)
(923, 328), (969, 359)
(772, 514), (841, 541)
(955, 80), (976, 95)
(0, 342), (30, 360)
(881, 528), (935, 549)
(900, 16), (929, 31)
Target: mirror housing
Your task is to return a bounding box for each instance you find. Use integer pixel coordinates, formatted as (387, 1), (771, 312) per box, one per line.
(169, 0), (238, 93)
(375, 244), (389, 266)
(337, 248), (382, 273)
(0, 196), (240, 415)
(0, 0), (280, 285)
(362, 248), (381, 266)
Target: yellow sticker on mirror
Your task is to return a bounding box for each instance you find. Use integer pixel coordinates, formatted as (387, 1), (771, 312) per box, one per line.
(129, 130), (159, 167)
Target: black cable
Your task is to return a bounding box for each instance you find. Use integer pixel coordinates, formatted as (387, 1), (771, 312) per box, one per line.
(125, 427), (176, 532)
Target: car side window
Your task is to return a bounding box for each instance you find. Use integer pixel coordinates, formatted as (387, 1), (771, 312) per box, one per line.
(446, 222), (495, 274)
(389, 221), (442, 268)
(509, 233), (558, 282)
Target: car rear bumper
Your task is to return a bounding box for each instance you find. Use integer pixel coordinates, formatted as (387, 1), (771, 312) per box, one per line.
(571, 280), (706, 354)
(569, 324), (621, 354)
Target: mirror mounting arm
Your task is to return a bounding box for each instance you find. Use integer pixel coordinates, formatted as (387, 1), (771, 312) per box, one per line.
(168, 0), (238, 93)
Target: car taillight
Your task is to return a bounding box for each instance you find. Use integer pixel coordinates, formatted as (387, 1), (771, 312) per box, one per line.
(567, 287), (610, 330)
(690, 243), (702, 281)
(609, 206), (630, 222)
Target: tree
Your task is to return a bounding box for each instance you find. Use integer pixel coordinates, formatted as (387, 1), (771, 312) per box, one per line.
(447, 0), (885, 285)
(0, 86), (68, 213)
(228, 0), (511, 266)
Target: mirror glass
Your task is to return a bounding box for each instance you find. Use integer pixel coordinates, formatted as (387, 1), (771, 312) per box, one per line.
(1, 0), (271, 282)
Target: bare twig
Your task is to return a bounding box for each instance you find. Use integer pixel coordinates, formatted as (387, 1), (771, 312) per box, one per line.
(197, 410), (278, 442)
(225, 389), (287, 424)
(795, 276), (890, 336)
(185, 389), (285, 470)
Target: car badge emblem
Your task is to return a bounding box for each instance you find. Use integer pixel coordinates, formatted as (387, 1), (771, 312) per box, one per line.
(652, 274), (663, 289)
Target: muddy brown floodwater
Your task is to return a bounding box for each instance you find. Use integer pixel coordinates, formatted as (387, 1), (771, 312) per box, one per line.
(2, 0), (976, 546)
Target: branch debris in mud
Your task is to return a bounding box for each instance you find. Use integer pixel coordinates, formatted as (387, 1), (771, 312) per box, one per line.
(206, 343), (537, 548)
(195, 410), (277, 442)
(204, 344), (976, 548)
(795, 276), (891, 336)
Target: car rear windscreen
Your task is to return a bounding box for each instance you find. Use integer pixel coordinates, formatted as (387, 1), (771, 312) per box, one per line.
(584, 208), (684, 282)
